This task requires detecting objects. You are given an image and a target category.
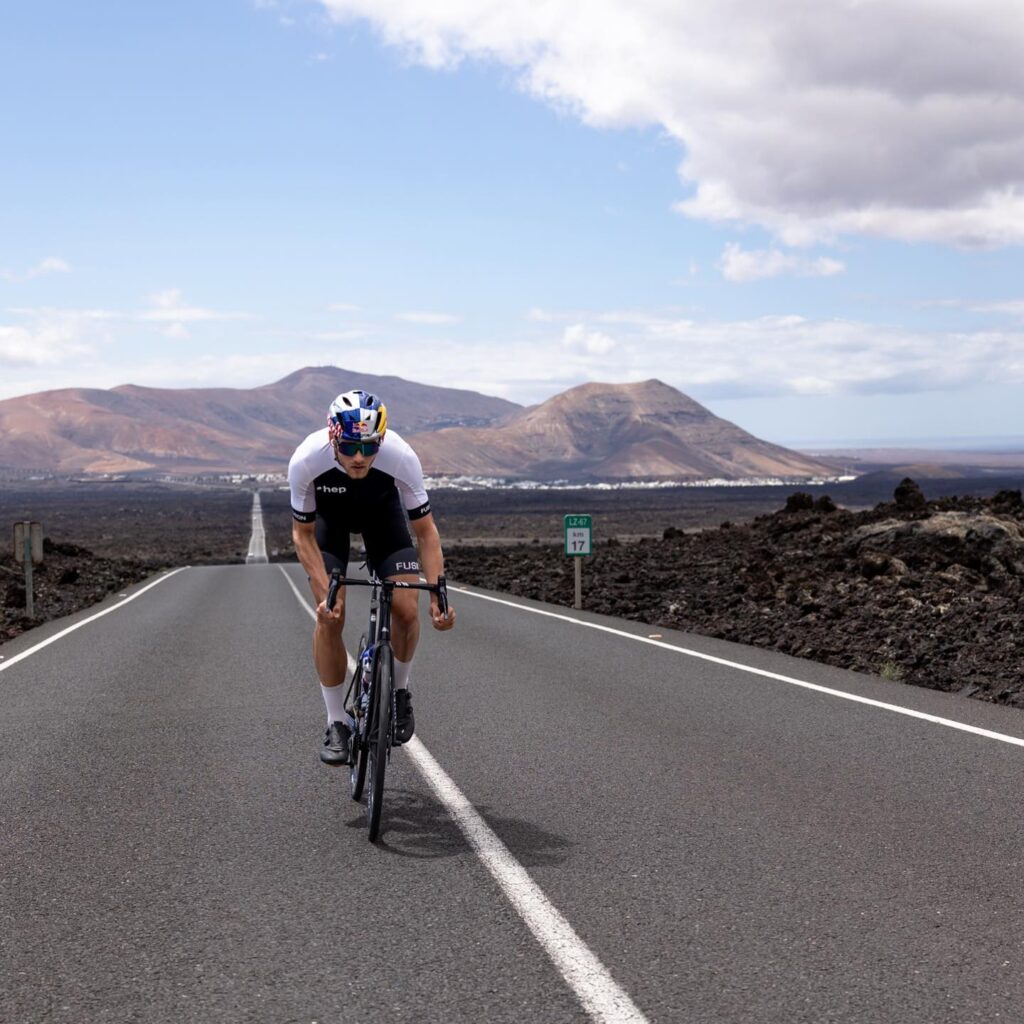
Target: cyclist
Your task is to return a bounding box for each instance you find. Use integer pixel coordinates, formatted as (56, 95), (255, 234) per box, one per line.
(288, 389), (455, 766)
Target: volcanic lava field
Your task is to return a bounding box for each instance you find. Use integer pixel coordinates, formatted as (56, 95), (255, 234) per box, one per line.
(3, 474), (1023, 707)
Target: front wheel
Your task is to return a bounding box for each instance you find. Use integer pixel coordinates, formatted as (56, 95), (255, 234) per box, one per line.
(366, 643), (393, 842)
(350, 640), (369, 801)
(350, 728), (368, 801)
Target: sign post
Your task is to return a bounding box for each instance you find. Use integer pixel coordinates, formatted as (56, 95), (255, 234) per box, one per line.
(563, 514), (592, 610)
(13, 521), (43, 618)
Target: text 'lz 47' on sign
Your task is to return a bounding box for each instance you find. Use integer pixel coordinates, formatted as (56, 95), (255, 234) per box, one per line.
(564, 514), (592, 556)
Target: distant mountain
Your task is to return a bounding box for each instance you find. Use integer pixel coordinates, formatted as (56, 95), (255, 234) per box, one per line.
(410, 379), (833, 481)
(0, 371), (832, 481)
(0, 367), (520, 475)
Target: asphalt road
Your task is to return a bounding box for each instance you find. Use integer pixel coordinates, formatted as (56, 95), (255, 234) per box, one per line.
(3, 562), (1024, 1023)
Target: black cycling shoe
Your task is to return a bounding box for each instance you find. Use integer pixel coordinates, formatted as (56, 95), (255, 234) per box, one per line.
(394, 689), (415, 744)
(320, 720), (352, 765)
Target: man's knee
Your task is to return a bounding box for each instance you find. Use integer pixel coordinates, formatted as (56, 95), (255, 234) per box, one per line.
(391, 590), (419, 631)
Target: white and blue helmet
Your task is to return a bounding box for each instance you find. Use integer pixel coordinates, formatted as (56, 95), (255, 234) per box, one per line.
(327, 389), (388, 443)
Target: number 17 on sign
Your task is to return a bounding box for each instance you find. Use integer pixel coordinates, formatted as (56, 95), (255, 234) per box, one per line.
(563, 515), (592, 609)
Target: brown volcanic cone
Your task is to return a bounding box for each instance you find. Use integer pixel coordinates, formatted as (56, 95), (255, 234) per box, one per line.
(411, 379), (833, 481)
(0, 367), (520, 475)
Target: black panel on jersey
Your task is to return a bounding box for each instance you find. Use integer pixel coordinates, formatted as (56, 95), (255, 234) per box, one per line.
(312, 466), (415, 577)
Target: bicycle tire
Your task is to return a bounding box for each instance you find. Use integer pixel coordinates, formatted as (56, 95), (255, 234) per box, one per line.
(350, 725), (369, 801)
(366, 642), (393, 842)
(350, 639), (369, 801)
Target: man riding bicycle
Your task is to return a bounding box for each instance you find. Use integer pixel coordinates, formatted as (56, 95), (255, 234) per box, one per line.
(288, 389), (456, 765)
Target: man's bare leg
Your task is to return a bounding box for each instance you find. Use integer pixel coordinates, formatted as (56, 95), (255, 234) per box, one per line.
(389, 577), (421, 666)
(388, 577), (420, 741)
(313, 608), (348, 688)
(314, 595), (353, 763)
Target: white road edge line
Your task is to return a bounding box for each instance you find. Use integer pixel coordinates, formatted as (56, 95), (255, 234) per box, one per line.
(0, 567), (189, 674)
(450, 584), (1024, 751)
(277, 564), (649, 1024)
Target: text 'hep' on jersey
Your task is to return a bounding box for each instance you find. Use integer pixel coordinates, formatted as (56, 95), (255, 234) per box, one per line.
(287, 428), (431, 526)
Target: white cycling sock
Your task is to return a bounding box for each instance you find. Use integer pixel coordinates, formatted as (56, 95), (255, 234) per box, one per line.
(393, 657), (412, 692)
(321, 682), (348, 725)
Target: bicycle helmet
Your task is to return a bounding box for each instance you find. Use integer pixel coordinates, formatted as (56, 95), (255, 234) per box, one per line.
(327, 389), (388, 443)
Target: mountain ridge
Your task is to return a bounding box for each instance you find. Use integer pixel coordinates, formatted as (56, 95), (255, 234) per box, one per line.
(411, 379), (833, 481)
(0, 368), (520, 475)
(0, 370), (833, 480)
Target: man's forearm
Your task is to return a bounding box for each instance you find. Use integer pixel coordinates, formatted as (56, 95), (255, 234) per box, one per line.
(416, 528), (445, 584)
(294, 528), (329, 602)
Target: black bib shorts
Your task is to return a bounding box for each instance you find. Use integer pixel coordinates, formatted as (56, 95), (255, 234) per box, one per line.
(314, 485), (420, 579)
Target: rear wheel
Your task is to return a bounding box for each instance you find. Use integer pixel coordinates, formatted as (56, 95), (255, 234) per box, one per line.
(366, 643), (393, 842)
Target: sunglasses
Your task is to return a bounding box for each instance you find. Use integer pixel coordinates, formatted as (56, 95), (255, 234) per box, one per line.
(336, 440), (380, 457)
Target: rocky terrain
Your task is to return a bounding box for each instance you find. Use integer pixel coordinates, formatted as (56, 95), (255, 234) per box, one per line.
(0, 482), (251, 643)
(445, 481), (1024, 707)
(0, 539), (157, 643)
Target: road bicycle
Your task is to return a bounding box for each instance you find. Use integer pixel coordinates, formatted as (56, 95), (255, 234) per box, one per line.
(326, 567), (448, 842)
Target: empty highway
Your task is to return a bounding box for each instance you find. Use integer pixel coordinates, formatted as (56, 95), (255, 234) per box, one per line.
(3, 562), (1024, 1022)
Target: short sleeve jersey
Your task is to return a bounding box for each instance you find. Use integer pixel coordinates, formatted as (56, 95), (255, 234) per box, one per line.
(288, 428), (431, 525)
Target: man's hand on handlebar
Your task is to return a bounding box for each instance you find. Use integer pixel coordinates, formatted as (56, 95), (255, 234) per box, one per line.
(317, 569), (343, 623)
(316, 598), (343, 624)
(430, 599), (455, 631)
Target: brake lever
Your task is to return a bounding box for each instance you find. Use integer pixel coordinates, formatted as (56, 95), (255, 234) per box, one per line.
(436, 574), (449, 617)
(326, 569), (341, 611)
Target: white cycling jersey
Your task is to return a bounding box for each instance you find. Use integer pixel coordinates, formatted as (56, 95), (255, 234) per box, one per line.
(287, 427), (431, 524)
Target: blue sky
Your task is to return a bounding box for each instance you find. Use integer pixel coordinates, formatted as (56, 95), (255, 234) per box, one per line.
(2, 0), (1023, 447)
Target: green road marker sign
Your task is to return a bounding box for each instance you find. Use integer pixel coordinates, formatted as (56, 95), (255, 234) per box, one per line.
(564, 514), (592, 556)
(564, 514), (592, 609)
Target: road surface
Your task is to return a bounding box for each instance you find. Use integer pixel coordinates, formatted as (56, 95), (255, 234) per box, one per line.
(3, 562), (1024, 1022)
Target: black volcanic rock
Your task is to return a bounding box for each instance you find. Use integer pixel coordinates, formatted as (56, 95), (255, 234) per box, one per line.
(446, 488), (1024, 707)
(894, 476), (927, 510)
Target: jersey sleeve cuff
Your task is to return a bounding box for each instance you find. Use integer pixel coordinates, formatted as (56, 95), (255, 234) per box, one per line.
(292, 508), (316, 523)
(407, 501), (431, 521)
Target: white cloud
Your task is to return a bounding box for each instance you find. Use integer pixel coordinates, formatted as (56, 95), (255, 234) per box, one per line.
(395, 311), (462, 324)
(0, 257), (72, 283)
(719, 243), (845, 282)
(317, 0), (1024, 247)
(971, 300), (1024, 321)
(562, 323), (617, 355)
(0, 308), (108, 367)
(140, 288), (255, 328)
(6, 306), (1024, 411)
(163, 322), (191, 340)
(526, 307), (567, 322)
(412, 308), (1024, 404)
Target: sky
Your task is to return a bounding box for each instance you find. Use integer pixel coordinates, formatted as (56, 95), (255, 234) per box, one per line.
(2, 0), (1023, 447)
